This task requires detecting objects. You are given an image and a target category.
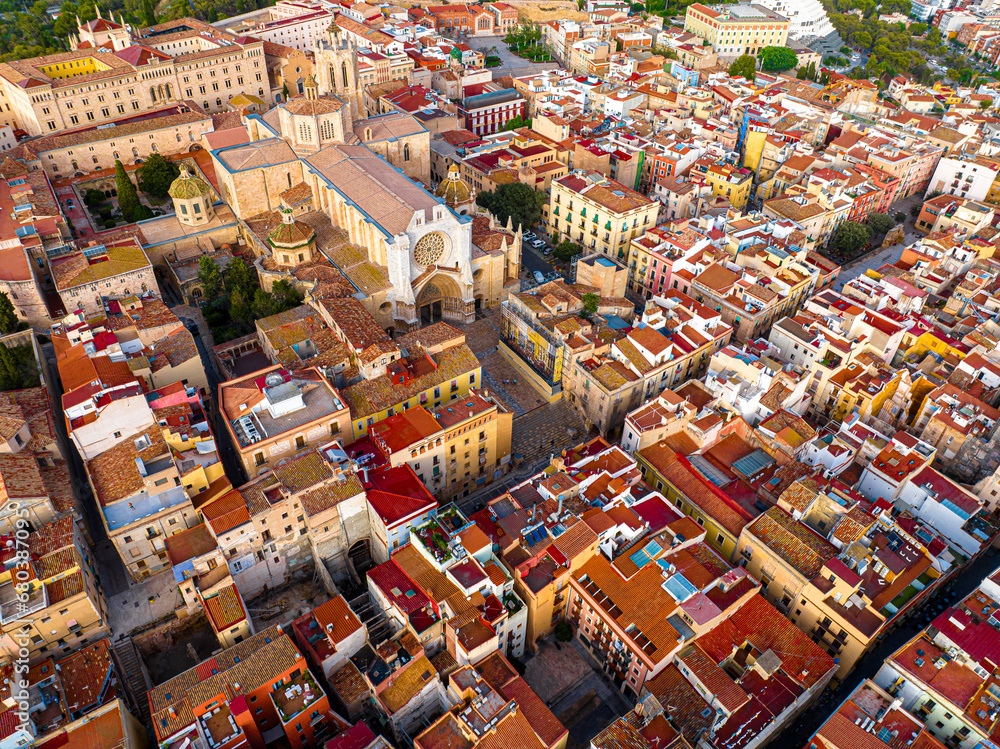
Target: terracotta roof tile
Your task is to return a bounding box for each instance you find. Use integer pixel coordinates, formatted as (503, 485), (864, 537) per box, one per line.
(746, 507), (837, 579)
(312, 595), (363, 644)
(203, 583), (246, 632)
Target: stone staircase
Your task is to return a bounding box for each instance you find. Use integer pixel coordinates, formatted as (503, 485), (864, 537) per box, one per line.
(113, 637), (153, 728)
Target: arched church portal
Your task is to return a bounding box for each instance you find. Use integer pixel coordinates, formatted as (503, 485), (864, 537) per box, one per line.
(415, 274), (464, 325)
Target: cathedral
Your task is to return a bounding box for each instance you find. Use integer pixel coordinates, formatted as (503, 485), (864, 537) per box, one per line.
(210, 24), (519, 332)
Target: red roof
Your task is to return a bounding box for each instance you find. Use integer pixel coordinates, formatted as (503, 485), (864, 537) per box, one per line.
(363, 465), (437, 527)
(367, 558), (431, 613)
(327, 722), (377, 749)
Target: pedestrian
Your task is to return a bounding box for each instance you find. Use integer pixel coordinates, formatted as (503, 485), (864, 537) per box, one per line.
(513, 379), (517, 386)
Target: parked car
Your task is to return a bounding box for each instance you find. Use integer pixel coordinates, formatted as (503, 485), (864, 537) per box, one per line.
(530, 238), (545, 249)
(523, 231), (536, 241)
(533, 270), (545, 284)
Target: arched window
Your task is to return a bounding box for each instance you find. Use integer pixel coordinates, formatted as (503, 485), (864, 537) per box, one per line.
(164, 83), (171, 99)
(320, 120), (335, 140)
(404, 143), (410, 162)
(132, 147), (138, 157)
(342, 62), (349, 89)
(149, 87), (156, 102)
(287, 173), (293, 188)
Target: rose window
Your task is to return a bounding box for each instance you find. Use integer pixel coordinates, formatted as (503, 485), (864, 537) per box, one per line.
(413, 232), (446, 266)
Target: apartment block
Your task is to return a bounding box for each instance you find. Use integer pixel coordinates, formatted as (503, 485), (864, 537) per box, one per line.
(219, 365), (351, 476)
(369, 390), (513, 501)
(149, 625), (342, 749)
(340, 326), (482, 443)
(683, 3), (790, 58)
(546, 171), (659, 262)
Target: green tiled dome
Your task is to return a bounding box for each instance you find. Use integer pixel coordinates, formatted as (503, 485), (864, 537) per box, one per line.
(268, 207), (315, 249)
(168, 166), (210, 200)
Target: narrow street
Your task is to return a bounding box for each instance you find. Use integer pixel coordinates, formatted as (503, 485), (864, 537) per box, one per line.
(170, 304), (247, 487)
(40, 342), (131, 598)
(769, 545), (1000, 748)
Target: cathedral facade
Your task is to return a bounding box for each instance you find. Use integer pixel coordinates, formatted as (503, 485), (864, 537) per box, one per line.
(210, 27), (518, 332)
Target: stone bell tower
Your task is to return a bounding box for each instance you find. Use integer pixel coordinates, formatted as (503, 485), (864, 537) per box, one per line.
(314, 18), (362, 121)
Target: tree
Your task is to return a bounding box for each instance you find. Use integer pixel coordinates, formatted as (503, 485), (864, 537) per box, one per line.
(140, 0), (157, 26)
(581, 292), (599, 319)
(114, 160), (141, 224)
(251, 288), (278, 320)
(137, 153), (180, 199)
(132, 203), (153, 222)
(831, 221), (873, 257)
(728, 54), (756, 81)
(475, 183), (547, 231)
(806, 61), (817, 80)
(282, 82), (290, 101)
(981, 99), (992, 109)
(272, 280), (302, 309)
(0, 344), (38, 391)
(196, 256), (225, 300)
(554, 622), (573, 642)
(894, 211), (906, 223)
(0, 292), (18, 335)
(553, 241), (582, 262)
(84, 188), (105, 206)
(910, 204), (923, 219)
(758, 46), (797, 72)
(229, 288), (250, 329)
(867, 212), (895, 235)
(501, 115), (530, 132)
(225, 257), (256, 298)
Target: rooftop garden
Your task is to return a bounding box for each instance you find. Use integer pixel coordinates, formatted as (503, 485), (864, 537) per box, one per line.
(272, 669), (322, 723)
(414, 520), (453, 564)
(437, 504), (469, 533)
(503, 592), (523, 615)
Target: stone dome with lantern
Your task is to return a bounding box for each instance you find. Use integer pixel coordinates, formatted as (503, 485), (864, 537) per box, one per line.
(169, 166), (215, 226)
(435, 164), (475, 215)
(268, 206), (316, 267)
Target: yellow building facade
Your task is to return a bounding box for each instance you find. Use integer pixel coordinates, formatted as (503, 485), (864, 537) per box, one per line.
(683, 2), (790, 57)
(546, 171), (659, 261)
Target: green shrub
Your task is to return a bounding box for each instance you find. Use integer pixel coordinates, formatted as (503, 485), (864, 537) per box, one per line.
(555, 621), (573, 642)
